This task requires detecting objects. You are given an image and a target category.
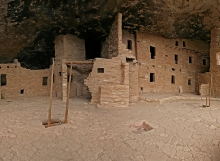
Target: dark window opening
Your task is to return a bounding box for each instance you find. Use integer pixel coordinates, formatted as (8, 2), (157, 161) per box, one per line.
(97, 68), (104, 73)
(126, 57), (134, 63)
(85, 39), (101, 59)
(59, 72), (62, 76)
(15, 65), (17, 68)
(175, 41), (178, 46)
(42, 77), (48, 86)
(7, 66), (9, 68)
(188, 78), (191, 85)
(140, 87), (143, 91)
(183, 41), (186, 47)
(165, 55), (168, 57)
(1, 74), (6, 86)
(20, 89), (24, 94)
(150, 73), (155, 82)
(172, 68), (175, 71)
(0, 66), (1, 69)
(67, 74), (73, 82)
(171, 75), (175, 84)
(203, 59), (206, 65)
(174, 54), (178, 64)
(189, 56), (192, 63)
(150, 46), (156, 59)
(127, 40), (132, 50)
(53, 74), (55, 83)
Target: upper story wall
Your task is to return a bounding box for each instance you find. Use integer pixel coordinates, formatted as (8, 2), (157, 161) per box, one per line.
(101, 13), (122, 59)
(136, 33), (209, 72)
(210, 28), (220, 97)
(136, 33), (210, 93)
(122, 30), (136, 58)
(55, 34), (85, 62)
(0, 60), (51, 98)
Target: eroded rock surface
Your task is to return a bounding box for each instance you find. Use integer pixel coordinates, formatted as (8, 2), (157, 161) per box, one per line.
(0, 0), (220, 68)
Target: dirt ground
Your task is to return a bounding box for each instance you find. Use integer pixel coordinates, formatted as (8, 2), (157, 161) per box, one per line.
(0, 94), (220, 161)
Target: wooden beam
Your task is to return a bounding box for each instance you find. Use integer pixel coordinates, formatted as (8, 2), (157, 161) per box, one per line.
(65, 61), (94, 65)
(208, 73), (212, 107)
(64, 63), (73, 124)
(48, 58), (54, 127)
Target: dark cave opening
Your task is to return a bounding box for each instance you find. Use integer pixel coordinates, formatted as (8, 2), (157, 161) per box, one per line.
(85, 39), (101, 59)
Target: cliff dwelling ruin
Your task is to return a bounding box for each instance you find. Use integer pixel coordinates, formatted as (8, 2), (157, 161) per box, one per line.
(0, 13), (219, 108)
(2, 0), (220, 160)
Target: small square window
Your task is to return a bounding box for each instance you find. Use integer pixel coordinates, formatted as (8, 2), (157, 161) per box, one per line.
(171, 75), (175, 84)
(127, 40), (132, 50)
(1, 74), (6, 86)
(97, 68), (104, 73)
(189, 56), (192, 63)
(203, 59), (206, 65)
(150, 46), (156, 59)
(150, 73), (155, 82)
(174, 54), (178, 64)
(188, 78), (192, 85)
(20, 89), (24, 94)
(42, 77), (48, 86)
(183, 41), (186, 47)
(175, 41), (178, 46)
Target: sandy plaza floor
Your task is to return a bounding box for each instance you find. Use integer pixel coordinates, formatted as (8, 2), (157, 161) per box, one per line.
(0, 94), (220, 161)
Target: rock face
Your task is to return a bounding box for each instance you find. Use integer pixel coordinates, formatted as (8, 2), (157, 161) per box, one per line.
(0, 0), (220, 69)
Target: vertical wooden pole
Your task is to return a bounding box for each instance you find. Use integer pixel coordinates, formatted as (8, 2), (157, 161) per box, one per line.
(48, 58), (54, 126)
(206, 87), (208, 107)
(64, 63), (72, 124)
(208, 73), (212, 107)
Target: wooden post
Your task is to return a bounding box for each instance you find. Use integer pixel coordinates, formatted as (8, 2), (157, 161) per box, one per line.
(208, 73), (212, 107)
(206, 86), (208, 107)
(48, 58), (54, 127)
(64, 63), (72, 124)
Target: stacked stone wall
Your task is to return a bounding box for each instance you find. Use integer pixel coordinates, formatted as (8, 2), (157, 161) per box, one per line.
(0, 60), (51, 98)
(54, 34), (90, 100)
(136, 32), (210, 93)
(101, 13), (122, 58)
(195, 72), (210, 94)
(98, 85), (129, 108)
(210, 28), (220, 97)
(85, 57), (124, 104)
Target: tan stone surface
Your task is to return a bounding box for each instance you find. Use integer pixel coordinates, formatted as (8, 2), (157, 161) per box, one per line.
(136, 33), (209, 93)
(0, 95), (220, 161)
(0, 60), (51, 98)
(210, 28), (220, 98)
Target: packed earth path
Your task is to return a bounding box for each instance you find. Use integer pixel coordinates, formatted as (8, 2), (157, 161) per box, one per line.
(0, 95), (220, 161)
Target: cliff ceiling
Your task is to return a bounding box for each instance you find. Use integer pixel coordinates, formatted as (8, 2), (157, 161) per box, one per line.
(0, 0), (220, 69)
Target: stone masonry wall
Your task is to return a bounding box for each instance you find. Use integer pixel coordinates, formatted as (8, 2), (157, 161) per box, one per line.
(0, 60), (51, 98)
(69, 64), (93, 99)
(85, 57), (124, 104)
(101, 13), (122, 58)
(85, 13), (139, 107)
(136, 32), (210, 93)
(54, 34), (89, 100)
(195, 72), (210, 95)
(98, 85), (129, 108)
(55, 34), (85, 61)
(122, 30), (136, 58)
(210, 28), (220, 97)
